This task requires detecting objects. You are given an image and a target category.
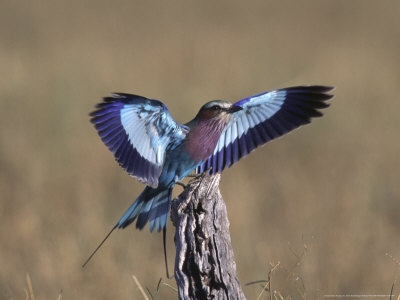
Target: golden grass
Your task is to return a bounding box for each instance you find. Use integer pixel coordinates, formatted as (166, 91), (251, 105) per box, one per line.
(131, 275), (149, 300)
(25, 273), (35, 300)
(1, 0), (400, 299)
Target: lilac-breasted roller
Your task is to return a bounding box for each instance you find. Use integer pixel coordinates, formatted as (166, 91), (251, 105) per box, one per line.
(83, 85), (333, 267)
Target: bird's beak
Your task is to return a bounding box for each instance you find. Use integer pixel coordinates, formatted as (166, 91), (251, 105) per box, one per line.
(227, 106), (243, 114)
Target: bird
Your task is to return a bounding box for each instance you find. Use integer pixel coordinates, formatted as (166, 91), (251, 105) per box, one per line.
(83, 85), (333, 267)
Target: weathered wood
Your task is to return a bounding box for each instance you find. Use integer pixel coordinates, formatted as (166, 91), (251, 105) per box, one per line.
(171, 174), (246, 300)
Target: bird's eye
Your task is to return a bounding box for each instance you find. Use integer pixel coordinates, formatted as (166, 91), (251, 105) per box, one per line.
(211, 105), (220, 111)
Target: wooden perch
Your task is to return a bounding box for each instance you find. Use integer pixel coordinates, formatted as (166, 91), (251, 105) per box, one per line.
(171, 174), (246, 300)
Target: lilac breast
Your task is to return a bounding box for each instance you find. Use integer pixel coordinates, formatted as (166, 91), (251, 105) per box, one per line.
(184, 118), (228, 163)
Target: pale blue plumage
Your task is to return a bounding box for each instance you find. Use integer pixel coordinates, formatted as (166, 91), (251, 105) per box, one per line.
(90, 86), (333, 233)
(91, 94), (187, 189)
(82, 85), (333, 268)
(197, 86), (332, 173)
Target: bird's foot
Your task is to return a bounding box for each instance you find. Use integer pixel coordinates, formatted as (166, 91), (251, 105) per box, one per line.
(186, 174), (201, 178)
(175, 181), (187, 189)
(187, 167), (213, 184)
(187, 167), (213, 178)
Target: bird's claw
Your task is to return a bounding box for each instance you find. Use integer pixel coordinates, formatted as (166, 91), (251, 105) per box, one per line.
(176, 181), (187, 189)
(186, 174), (199, 178)
(187, 167), (213, 183)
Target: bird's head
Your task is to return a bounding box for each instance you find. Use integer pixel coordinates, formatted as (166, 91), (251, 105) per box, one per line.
(195, 100), (243, 122)
(184, 100), (243, 159)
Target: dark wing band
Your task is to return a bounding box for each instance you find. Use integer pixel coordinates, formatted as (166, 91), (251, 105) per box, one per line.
(197, 86), (333, 174)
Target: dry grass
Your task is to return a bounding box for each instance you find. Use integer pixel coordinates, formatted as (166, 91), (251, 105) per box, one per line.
(1, 0), (400, 299)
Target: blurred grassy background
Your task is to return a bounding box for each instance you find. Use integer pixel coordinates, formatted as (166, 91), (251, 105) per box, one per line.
(1, 0), (399, 299)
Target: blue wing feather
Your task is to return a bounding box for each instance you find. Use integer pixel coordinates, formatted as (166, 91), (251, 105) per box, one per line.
(197, 86), (333, 174)
(90, 93), (187, 187)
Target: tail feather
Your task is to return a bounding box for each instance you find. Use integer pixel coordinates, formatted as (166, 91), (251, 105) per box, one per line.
(117, 186), (172, 232)
(82, 186), (171, 267)
(148, 193), (171, 232)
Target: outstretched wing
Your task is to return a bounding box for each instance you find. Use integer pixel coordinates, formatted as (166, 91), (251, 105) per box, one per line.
(90, 93), (187, 188)
(197, 86), (334, 174)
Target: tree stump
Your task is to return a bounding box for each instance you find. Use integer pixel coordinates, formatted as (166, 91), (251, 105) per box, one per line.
(171, 174), (246, 300)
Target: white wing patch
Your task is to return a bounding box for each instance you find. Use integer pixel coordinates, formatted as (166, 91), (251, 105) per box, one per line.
(91, 93), (189, 188)
(197, 86), (333, 175)
(120, 106), (158, 165)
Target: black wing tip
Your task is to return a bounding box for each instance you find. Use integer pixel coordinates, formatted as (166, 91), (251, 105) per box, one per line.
(98, 93), (167, 110)
(285, 85), (335, 94)
(318, 93), (334, 101)
(104, 93), (147, 102)
(309, 85), (335, 92)
(102, 93), (126, 103)
(285, 85), (334, 106)
(88, 93), (150, 118)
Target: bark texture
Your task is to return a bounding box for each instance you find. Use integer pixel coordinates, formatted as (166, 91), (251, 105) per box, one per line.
(171, 174), (246, 300)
